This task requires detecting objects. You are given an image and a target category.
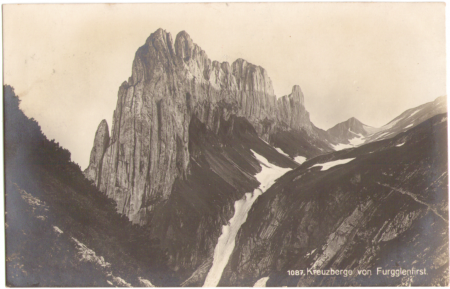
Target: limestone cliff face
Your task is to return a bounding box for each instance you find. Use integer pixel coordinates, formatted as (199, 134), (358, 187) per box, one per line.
(83, 120), (109, 187)
(84, 28), (317, 224)
(276, 85), (313, 133)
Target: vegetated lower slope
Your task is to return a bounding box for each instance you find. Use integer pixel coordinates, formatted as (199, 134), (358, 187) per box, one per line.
(4, 85), (172, 287)
(222, 113), (449, 286)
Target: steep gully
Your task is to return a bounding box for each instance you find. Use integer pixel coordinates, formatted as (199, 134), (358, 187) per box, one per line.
(203, 151), (291, 287)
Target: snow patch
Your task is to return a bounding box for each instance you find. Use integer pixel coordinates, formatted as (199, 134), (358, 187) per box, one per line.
(396, 142), (405, 147)
(139, 277), (155, 287)
(310, 158), (356, 171)
(348, 129), (364, 138)
(294, 156), (307, 164)
(404, 124), (413, 129)
(253, 277), (270, 287)
(259, 137), (270, 145)
(330, 143), (353, 151)
(408, 109), (421, 118)
(305, 248), (317, 258)
(53, 226), (63, 235)
(275, 147), (289, 157)
(374, 132), (390, 140)
(203, 151), (291, 287)
(348, 136), (365, 146)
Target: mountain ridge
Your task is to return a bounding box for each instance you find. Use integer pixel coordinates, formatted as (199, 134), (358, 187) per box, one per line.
(84, 28), (330, 225)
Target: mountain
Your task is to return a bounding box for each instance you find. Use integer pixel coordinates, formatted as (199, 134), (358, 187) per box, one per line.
(326, 117), (370, 150)
(4, 24), (448, 287)
(363, 95), (447, 143)
(328, 96), (447, 150)
(82, 28), (334, 277)
(221, 112), (448, 286)
(84, 29), (330, 224)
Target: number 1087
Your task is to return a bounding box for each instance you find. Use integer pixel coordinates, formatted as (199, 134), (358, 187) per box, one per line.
(287, 270), (304, 276)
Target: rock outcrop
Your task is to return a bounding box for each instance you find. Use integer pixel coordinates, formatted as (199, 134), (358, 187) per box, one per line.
(277, 85), (313, 133)
(84, 120), (110, 187)
(84, 28), (323, 224)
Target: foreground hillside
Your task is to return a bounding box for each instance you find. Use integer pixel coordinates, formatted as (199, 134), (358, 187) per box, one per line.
(4, 85), (172, 286)
(222, 113), (449, 286)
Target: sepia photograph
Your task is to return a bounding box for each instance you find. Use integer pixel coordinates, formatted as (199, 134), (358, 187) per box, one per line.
(3, 3), (448, 286)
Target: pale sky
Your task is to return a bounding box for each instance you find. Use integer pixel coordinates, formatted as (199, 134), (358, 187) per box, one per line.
(3, 3), (446, 169)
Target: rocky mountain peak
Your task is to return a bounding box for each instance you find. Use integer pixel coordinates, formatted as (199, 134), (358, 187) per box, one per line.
(84, 28), (321, 224)
(289, 85), (305, 107)
(231, 58), (275, 95)
(276, 85), (311, 132)
(83, 119), (110, 187)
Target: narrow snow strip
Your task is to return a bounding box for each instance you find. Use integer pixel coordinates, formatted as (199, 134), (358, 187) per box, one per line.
(377, 183), (448, 223)
(259, 137), (270, 145)
(396, 142), (405, 147)
(203, 151), (291, 287)
(331, 143), (353, 151)
(253, 277), (270, 287)
(275, 147), (289, 157)
(310, 158), (356, 171)
(348, 129), (364, 138)
(408, 109), (421, 118)
(294, 156), (307, 164)
(376, 132), (389, 139)
(53, 226), (63, 235)
(404, 124), (413, 129)
(138, 277), (155, 287)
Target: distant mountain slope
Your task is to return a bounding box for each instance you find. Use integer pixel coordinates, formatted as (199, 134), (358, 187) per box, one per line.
(364, 95), (447, 143)
(222, 113), (448, 286)
(4, 85), (171, 286)
(328, 96), (447, 150)
(327, 117), (371, 149)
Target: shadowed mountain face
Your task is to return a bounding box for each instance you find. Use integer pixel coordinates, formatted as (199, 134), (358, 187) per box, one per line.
(221, 113), (448, 286)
